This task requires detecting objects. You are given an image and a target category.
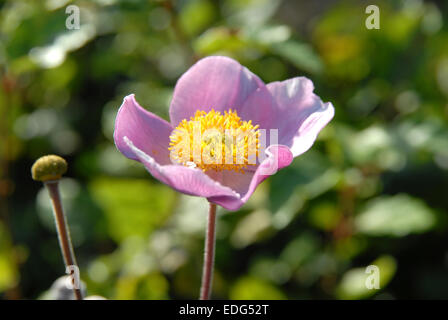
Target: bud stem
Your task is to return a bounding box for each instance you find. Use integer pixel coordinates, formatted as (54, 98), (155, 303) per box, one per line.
(199, 203), (217, 300)
(45, 181), (82, 300)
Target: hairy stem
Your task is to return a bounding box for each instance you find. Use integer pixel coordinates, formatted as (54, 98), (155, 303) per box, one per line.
(45, 181), (82, 300)
(199, 203), (217, 300)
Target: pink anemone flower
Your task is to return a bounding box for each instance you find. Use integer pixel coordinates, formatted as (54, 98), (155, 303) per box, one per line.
(114, 56), (334, 211)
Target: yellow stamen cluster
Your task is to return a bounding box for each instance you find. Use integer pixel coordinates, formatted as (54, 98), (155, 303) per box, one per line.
(169, 109), (260, 173)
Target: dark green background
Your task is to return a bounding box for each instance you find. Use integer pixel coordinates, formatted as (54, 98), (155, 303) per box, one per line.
(1, 0), (448, 299)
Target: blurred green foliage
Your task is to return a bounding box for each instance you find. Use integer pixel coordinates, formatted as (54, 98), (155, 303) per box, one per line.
(1, 0), (448, 299)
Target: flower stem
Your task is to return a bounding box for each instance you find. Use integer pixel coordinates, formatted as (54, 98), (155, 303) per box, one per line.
(199, 203), (217, 300)
(45, 181), (82, 300)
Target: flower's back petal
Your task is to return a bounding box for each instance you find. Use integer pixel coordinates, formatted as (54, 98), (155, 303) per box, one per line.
(240, 87), (276, 130)
(114, 94), (173, 165)
(267, 77), (334, 157)
(169, 56), (269, 126)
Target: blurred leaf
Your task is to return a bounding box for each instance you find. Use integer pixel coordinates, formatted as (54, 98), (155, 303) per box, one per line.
(382, 4), (422, 46)
(333, 237), (368, 261)
(0, 222), (19, 293)
(250, 258), (291, 285)
(230, 209), (272, 248)
(224, 0), (281, 27)
(115, 273), (169, 300)
(194, 27), (249, 56)
(89, 177), (176, 242)
(280, 232), (320, 270)
(336, 255), (397, 300)
(271, 150), (337, 207)
(244, 24), (291, 45)
(340, 125), (405, 170)
(229, 276), (286, 300)
(179, 0), (215, 37)
(271, 40), (323, 74)
(355, 194), (436, 237)
(269, 150), (340, 229)
(309, 202), (341, 231)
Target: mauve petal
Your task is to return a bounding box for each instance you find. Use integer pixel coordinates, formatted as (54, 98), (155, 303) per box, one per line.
(114, 94), (173, 165)
(205, 170), (254, 199)
(122, 136), (242, 207)
(267, 77), (334, 157)
(169, 56), (271, 127)
(240, 87), (276, 130)
(207, 145), (293, 210)
(122, 135), (292, 211)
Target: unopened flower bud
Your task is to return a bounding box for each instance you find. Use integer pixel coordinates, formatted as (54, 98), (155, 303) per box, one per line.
(31, 155), (68, 182)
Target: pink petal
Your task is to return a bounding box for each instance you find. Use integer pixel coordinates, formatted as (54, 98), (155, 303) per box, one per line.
(240, 87), (276, 130)
(169, 56), (273, 128)
(121, 136), (292, 211)
(114, 94), (173, 165)
(122, 136), (242, 205)
(207, 145), (293, 210)
(267, 77), (334, 157)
